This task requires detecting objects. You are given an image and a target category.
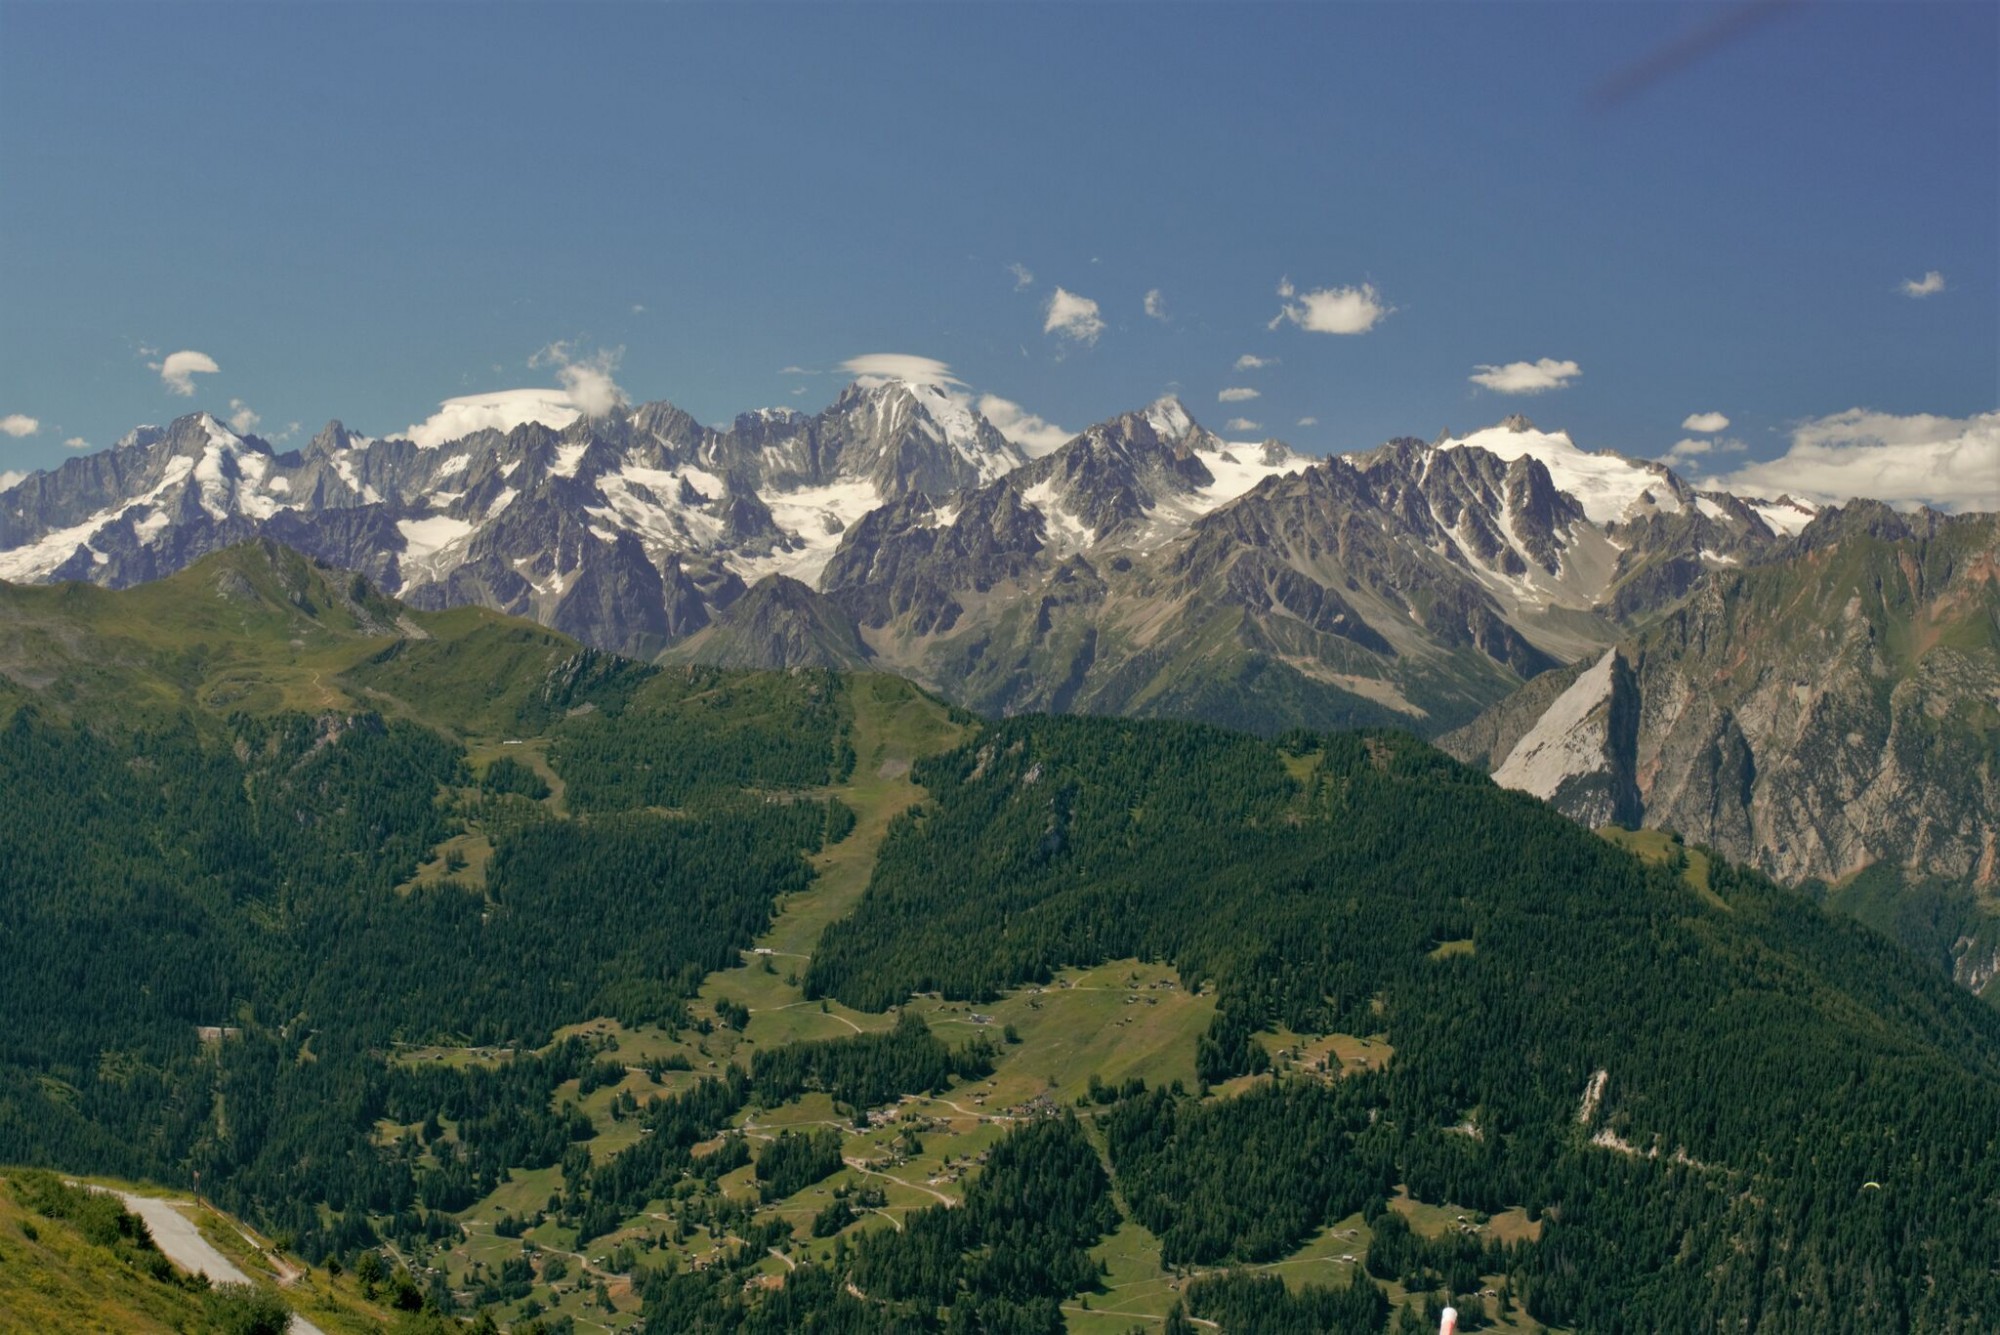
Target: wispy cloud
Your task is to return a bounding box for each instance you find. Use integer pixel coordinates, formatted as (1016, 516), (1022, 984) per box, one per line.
(151, 349), (219, 396)
(1044, 288), (1105, 346)
(1218, 387), (1260, 403)
(1681, 411), (1730, 433)
(1008, 262), (1035, 291)
(1468, 358), (1581, 395)
(1900, 270), (1945, 298)
(63, 436), (89, 450)
(1269, 279), (1391, 335)
(978, 394), (1071, 457)
(227, 399), (261, 434)
(403, 389), (583, 447)
(779, 365), (818, 376)
(839, 353), (962, 387)
(1225, 417), (1261, 433)
(1143, 288), (1168, 321)
(1660, 436), (1746, 466)
(0, 413), (40, 438)
(531, 342), (627, 416)
(1296, 416), (1318, 427)
(1234, 354), (1277, 371)
(1701, 407), (2000, 513)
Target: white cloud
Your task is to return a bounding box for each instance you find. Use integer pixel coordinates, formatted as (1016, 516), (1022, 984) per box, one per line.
(0, 470), (23, 491)
(1225, 417), (1261, 433)
(1218, 387), (1261, 403)
(1702, 408), (2000, 513)
(227, 399), (261, 434)
(1269, 280), (1391, 335)
(1296, 416), (1319, 427)
(836, 355), (1071, 458)
(1043, 288), (1105, 346)
(1681, 411), (1730, 433)
(1234, 354), (1277, 371)
(1468, 358), (1581, 395)
(839, 353), (963, 388)
(1143, 288), (1168, 321)
(402, 388), (584, 448)
(63, 436), (89, 450)
(404, 342), (631, 445)
(152, 349), (220, 396)
(531, 342), (627, 416)
(1008, 262), (1035, 291)
(978, 394), (1072, 457)
(0, 413), (39, 437)
(779, 365), (817, 376)
(1900, 270), (1945, 298)
(1660, 436), (1746, 466)
(631, 303), (648, 315)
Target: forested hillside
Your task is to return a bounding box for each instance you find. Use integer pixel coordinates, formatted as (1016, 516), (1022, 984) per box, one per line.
(809, 717), (2000, 1327)
(4, 542), (1998, 1332)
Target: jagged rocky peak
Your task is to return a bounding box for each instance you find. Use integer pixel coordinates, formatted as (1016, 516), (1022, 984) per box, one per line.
(667, 572), (872, 671)
(818, 377), (1025, 498)
(306, 420), (361, 454)
(161, 411), (245, 457)
(1016, 402), (1219, 547)
(629, 398), (712, 454)
(1142, 394), (1200, 446)
(1351, 437), (1584, 580)
(1434, 418), (1690, 527)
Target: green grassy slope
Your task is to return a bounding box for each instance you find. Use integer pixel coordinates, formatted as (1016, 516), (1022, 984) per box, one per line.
(0, 1170), (408, 1334)
(0, 538), (598, 735)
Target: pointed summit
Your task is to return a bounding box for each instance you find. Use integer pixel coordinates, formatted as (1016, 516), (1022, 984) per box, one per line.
(1144, 395), (1197, 444)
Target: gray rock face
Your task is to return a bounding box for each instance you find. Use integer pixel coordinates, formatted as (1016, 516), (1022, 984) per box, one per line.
(0, 390), (1800, 739)
(666, 575), (872, 672)
(1446, 505), (2000, 987)
(0, 380), (1025, 657)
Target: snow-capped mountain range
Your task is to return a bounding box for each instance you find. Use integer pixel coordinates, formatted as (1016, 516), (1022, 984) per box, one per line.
(0, 378), (1816, 728)
(12, 378), (2000, 986)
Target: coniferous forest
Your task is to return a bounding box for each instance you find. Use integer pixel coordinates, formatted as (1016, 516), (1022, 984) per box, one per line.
(3, 545), (1998, 1332)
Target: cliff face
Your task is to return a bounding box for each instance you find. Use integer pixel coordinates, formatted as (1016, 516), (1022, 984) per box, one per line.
(1447, 505), (2000, 989)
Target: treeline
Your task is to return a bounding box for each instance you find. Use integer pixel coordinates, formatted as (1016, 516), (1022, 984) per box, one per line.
(1183, 1270), (1387, 1335)
(756, 1129), (844, 1202)
(550, 666), (856, 810)
(563, 1016), (986, 1246)
(1105, 1077), (1396, 1264)
(638, 1113), (1116, 1333)
(751, 1011), (995, 1109)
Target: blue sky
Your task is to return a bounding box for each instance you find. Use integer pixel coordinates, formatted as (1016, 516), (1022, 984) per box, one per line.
(1, 2), (1993, 504)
